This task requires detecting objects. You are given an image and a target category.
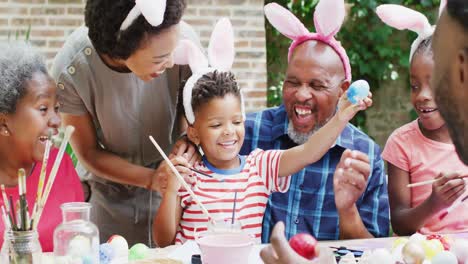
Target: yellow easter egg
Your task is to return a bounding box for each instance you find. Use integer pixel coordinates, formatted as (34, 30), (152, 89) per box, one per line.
(421, 239), (444, 260)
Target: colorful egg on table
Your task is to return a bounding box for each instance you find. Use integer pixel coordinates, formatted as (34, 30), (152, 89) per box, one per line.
(450, 239), (468, 263)
(392, 237), (409, 251)
(108, 235), (129, 257)
(431, 251), (457, 264)
(402, 241), (425, 264)
(288, 233), (317, 260)
(409, 233), (426, 243)
(420, 239), (444, 260)
(68, 235), (91, 258)
(346, 79), (370, 104)
(99, 243), (116, 264)
(129, 243), (149, 261)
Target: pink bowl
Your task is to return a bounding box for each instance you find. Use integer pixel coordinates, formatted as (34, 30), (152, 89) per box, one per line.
(196, 232), (254, 264)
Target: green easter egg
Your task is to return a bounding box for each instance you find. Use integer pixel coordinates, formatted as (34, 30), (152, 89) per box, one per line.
(129, 243), (149, 261)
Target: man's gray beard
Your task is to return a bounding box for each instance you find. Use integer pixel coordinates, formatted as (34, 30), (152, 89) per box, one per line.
(287, 120), (328, 145)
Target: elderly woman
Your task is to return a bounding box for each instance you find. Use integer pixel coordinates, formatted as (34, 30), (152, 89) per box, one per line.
(50, 0), (199, 245)
(0, 42), (84, 252)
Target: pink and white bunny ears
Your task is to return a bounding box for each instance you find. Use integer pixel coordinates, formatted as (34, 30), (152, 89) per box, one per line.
(264, 0), (352, 82)
(120, 0), (167, 31)
(173, 18), (245, 124)
(376, 0), (447, 63)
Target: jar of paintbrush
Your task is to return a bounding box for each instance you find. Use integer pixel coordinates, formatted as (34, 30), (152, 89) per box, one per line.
(1, 229), (42, 264)
(1, 169), (42, 263)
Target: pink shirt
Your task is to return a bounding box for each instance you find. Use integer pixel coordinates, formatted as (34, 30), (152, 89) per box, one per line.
(382, 120), (468, 234)
(0, 148), (84, 252)
(175, 149), (290, 244)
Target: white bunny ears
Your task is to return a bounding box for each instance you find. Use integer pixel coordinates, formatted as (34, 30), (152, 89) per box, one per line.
(264, 0), (351, 81)
(174, 18), (245, 124)
(120, 0), (167, 31)
(376, 0), (447, 62)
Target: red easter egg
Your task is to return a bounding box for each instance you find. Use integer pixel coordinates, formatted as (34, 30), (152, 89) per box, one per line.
(289, 233), (318, 260)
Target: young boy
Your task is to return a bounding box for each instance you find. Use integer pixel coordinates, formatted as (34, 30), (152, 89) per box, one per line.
(153, 71), (371, 246)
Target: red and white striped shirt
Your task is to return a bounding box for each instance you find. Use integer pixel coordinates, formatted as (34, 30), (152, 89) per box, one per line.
(175, 148), (290, 244)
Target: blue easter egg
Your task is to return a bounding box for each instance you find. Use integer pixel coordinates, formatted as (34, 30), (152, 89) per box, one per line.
(347, 80), (370, 104)
(99, 243), (116, 264)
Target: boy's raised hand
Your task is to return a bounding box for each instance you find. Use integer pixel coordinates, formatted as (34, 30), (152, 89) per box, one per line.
(429, 172), (467, 211)
(336, 91), (373, 122)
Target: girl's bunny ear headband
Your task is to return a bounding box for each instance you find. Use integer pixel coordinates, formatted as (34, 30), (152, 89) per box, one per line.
(120, 0), (167, 31)
(376, 0), (447, 63)
(173, 18), (245, 125)
(264, 0), (352, 82)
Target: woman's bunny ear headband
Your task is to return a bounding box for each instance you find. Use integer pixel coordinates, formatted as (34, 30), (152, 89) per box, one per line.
(376, 0), (447, 63)
(173, 18), (245, 125)
(120, 0), (167, 31)
(264, 0), (352, 82)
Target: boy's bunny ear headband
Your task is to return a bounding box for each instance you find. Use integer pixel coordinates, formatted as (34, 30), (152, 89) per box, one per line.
(264, 0), (352, 82)
(376, 0), (447, 63)
(120, 0), (167, 31)
(173, 18), (245, 125)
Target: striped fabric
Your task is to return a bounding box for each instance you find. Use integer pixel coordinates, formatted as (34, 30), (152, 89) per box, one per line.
(240, 104), (390, 242)
(175, 149), (291, 244)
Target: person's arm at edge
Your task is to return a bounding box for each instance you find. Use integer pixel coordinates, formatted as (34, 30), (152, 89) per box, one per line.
(153, 190), (182, 247)
(62, 113), (156, 189)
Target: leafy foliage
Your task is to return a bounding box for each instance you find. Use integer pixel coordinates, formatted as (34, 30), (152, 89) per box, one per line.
(265, 0), (440, 129)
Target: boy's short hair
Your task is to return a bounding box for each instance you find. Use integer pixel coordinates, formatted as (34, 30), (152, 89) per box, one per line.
(191, 70), (240, 113)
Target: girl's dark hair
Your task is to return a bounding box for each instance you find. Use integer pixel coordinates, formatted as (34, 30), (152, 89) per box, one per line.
(411, 36), (433, 64)
(191, 71), (240, 112)
(85, 0), (186, 60)
(447, 0), (468, 31)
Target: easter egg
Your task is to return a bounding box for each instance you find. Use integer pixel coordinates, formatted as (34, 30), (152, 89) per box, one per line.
(68, 235), (91, 258)
(129, 243), (149, 261)
(107, 235), (128, 257)
(431, 251), (457, 264)
(392, 237), (409, 251)
(426, 234), (450, 250)
(420, 239), (443, 260)
(409, 233), (426, 243)
(402, 241), (425, 264)
(99, 243), (115, 264)
(450, 239), (468, 263)
(289, 233), (318, 260)
(346, 80), (370, 104)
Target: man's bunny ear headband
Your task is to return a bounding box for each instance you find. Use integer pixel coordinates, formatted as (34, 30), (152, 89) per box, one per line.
(264, 0), (352, 82)
(173, 18), (245, 125)
(120, 0), (167, 31)
(376, 0), (447, 63)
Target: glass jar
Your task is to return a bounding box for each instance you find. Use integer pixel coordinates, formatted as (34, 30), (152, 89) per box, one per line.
(53, 202), (99, 264)
(0, 230), (42, 264)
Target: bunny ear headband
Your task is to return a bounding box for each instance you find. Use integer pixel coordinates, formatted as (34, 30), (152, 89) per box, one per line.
(173, 18), (245, 125)
(376, 0), (447, 63)
(120, 0), (167, 31)
(264, 0), (352, 82)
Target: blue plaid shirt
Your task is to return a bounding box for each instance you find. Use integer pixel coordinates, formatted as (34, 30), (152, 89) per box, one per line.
(240, 104), (389, 241)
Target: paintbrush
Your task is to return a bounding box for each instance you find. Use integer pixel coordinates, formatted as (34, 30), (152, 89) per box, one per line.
(149, 135), (215, 224)
(407, 174), (468, 188)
